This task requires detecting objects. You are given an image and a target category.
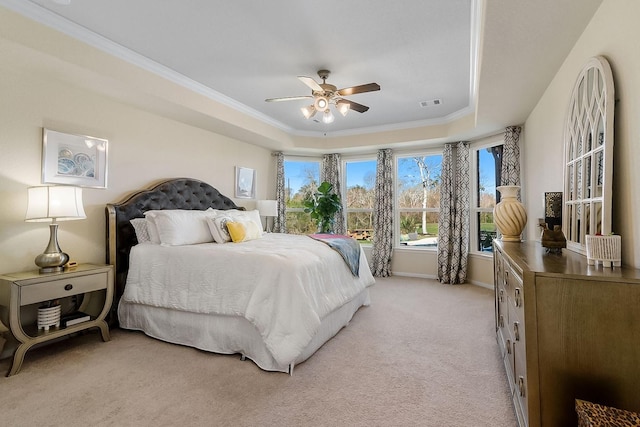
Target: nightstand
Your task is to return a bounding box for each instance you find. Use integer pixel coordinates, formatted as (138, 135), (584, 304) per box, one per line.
(0, 263), (114, 376)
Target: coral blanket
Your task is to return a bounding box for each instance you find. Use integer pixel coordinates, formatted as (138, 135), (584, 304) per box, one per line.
(308, 234), (361, 276)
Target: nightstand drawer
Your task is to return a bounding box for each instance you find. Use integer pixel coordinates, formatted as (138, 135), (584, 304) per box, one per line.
(20, 272), (108, 306)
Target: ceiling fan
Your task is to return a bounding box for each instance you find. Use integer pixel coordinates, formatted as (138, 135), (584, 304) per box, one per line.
(265, 70), (380, 123)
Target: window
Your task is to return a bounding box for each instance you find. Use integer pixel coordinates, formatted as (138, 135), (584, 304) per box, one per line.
(283, 158), (320, 234)
(396, 153), (442, 248)
(344, 159), (376, 243)
(471, 141), (503, 252)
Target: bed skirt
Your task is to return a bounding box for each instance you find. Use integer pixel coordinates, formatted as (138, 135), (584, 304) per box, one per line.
(118, 288), (370, 373)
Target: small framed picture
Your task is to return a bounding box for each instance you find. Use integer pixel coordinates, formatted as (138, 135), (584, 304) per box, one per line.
(42, 129), (109, 188)
(235, 166), (256, 199)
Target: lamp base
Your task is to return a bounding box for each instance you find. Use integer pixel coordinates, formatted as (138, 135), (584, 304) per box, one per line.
(34, 223), (70, 274)
(35, 251), (69, 274)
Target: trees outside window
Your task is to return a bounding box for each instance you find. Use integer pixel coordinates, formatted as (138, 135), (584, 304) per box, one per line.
(283, 159), (320, 234)
(344, 159), (376, 243)
(396, 154), (442, 248)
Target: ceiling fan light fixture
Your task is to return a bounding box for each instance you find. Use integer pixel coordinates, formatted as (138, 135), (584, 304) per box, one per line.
(314, 96), (329, 112)
(301, 105), (316, 119)
(337, 101), (350, 117)
(322, 109), (335, 124)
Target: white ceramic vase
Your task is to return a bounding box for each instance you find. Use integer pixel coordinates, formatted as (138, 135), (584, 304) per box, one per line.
(494, 185), (527, 241)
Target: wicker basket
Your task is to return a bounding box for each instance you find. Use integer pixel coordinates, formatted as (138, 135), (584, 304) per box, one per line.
(585, 235), (621, 268)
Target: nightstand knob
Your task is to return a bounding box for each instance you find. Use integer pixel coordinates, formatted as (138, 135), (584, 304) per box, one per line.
(64, 284), (73, 291)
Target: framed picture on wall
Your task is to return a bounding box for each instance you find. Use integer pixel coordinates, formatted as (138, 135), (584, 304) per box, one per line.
(235, 166), (256, 199)
(42, 128), (109, 188)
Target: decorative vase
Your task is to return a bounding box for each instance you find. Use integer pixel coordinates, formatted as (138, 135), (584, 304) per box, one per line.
(494, 185), (527, 242)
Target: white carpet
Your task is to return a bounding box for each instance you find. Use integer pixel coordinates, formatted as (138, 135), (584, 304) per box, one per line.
(0, 276), (516, 427)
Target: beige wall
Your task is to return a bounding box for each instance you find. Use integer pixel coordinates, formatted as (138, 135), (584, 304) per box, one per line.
(523, 0), (640, 268)
(0, 38), (273, 275)
(14, 2), (637, 284)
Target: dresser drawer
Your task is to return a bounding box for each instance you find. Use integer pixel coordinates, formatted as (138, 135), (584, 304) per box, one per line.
(19, 272), (108, 306)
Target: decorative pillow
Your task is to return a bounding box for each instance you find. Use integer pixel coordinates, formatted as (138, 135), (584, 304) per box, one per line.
(144, 210), (213, 246)
(226, 220), (263, 243)
(207, 209), (263, 237)
(206, 215), (233, 244)
(130, 218), (151, 244)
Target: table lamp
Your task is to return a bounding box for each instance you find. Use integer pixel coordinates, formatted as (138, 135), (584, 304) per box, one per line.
(256, 200), (278, 233)
(25, 186), (86, 273)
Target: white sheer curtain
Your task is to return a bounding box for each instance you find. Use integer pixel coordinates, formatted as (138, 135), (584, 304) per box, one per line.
(371, 148), (394, 277)
(437, 142), (470, 284)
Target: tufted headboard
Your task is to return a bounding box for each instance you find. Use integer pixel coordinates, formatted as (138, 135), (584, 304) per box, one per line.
(105, 178), (241, 323)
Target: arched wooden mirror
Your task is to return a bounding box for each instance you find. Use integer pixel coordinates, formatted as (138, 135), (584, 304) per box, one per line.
(563, 56), (614, 254)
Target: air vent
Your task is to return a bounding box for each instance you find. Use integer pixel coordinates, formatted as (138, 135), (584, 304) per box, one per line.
(419, 98), (443, 108)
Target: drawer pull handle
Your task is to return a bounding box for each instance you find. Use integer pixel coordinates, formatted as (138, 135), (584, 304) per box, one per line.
(506, 339), (511, 354)
(499, 315), (504, 328)
(64, 284), (73, 291)
(514, 322), (520, 341)
(518, 376), (525, 397)
(514, 288), (522, 307)
(499, 289), (504, 303)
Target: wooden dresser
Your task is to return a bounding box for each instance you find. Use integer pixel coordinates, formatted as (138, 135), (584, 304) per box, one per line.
(493, 240), (640, 427)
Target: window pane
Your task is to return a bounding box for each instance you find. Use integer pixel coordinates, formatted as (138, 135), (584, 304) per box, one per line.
(283, 160), (320, 209)
(346, 212), (374, 243)
(346, 160), (376, 209)
(397, 155), (442, 209)
(284, 160), (320, 235)
(478, 212), (496, 252)
(478, 147), (500, 208)
(285, 211), (317, 235)
(398, 211), (438, 247)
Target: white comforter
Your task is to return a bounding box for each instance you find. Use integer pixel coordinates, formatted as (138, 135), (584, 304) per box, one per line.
(121, 233), (375, 366)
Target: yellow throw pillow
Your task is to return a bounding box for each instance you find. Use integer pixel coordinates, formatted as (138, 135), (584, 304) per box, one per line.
(226, 220), (262, 243)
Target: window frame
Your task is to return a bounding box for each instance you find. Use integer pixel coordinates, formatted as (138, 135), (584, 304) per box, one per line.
(470, 135), (503, 255)
(394, 149), (443, 251)
(341, 155), (377, 245)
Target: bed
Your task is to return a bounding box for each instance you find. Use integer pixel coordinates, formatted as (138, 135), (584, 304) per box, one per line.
(106, 178), (375, 373)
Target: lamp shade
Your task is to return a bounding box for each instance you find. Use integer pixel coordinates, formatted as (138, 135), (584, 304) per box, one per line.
(256, 200), (278, 217)
(25, 186), (86, 222)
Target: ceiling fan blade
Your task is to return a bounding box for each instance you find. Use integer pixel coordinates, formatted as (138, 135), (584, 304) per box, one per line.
(341, 99), (370, 113)
(337, 83), (381, 96)
(298, 76), (323, 92)
(265, 95), (313, 102)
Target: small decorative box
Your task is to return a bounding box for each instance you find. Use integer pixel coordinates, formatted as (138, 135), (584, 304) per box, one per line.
(576, 399), (640, 427)
(585, 234), (621, 268)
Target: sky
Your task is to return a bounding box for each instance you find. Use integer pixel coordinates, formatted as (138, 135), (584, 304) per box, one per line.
(284, 150), (497, 195)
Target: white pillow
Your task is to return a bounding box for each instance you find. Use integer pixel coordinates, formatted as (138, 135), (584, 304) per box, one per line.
(144, 210), (213, 246)
(206, 215), (233, 244)
(238, 210), (264, 235)
(130, 218), (151, 244)
(146, 217), (161, 244)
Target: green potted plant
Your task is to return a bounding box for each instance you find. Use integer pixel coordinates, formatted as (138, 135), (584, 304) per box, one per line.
(303, 181), (341, 233)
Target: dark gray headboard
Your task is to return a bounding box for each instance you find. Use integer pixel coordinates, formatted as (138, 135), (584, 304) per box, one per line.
(105, 178), (241, 323)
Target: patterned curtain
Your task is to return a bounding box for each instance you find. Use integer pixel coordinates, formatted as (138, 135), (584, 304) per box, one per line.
(371, 148), (394, 277)
(437, 142), (470, 284)
(501, 126), (521, 188)
(273, 152), (286, 233)
(321, 153), (346, 235)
